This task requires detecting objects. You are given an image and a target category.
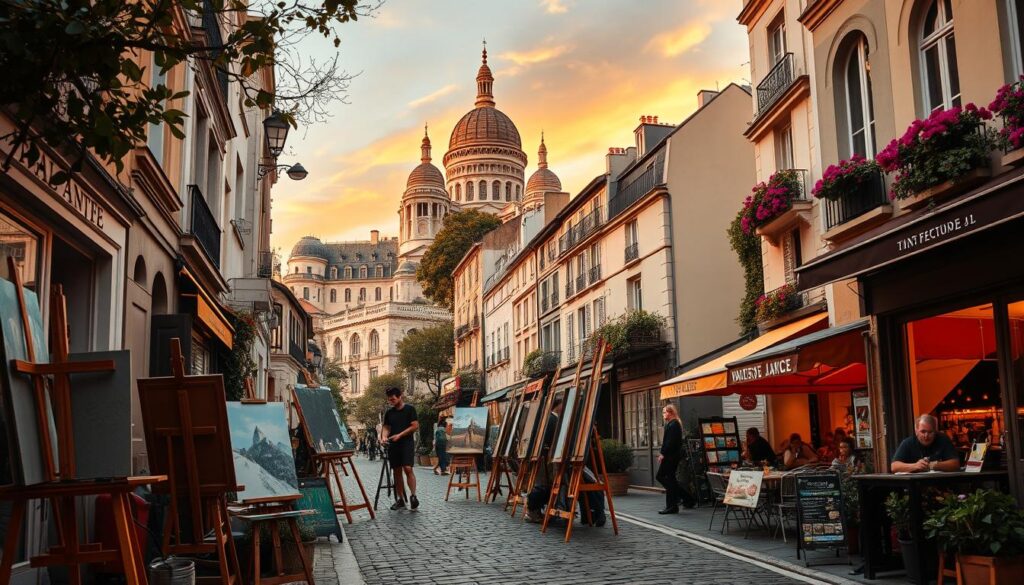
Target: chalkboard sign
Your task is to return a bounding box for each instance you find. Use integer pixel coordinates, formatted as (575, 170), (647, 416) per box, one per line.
(795, 473), (846, 551)
(296, 477), (343, 542)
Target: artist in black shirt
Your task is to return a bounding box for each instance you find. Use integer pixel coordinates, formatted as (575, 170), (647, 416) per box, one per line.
(382, 387), (420, 510)
(657, 404), (695, 513)
(891, 414), (959, 473)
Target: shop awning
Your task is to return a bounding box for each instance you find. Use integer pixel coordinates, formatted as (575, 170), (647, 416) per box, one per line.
(660, 312), (827, 399)
(179, 267), (234, 349)
(723, 319), (868, 393)
(479, 380), (526, 404)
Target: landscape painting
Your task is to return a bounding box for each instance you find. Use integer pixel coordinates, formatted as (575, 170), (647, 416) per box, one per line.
(226, 402), (300, 502)
(293, 385), (353, 453)
(448, 407), (488, 454)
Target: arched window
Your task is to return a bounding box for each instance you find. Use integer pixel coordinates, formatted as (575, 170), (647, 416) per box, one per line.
(350, 333), (361, 356)
(359, 265), (368, 278)
(333, 338), (342, 359)
(375, 264), (383, 278)
(330, 289), (337, 303)
(838, 34), (876, 157)
(302, 287), (309, 300)
(515, 185), (521, 200)
(492, 180), (501, 201)
(505, 182), (512, 201)
(479, 180), (487, 199)
(133, 256), (147, 286)
(344, 266), (352, 279)
(369, 330), (380, 355)
(920, 0), (960, 111)
(455, 183), (462, 201)
(375, 287), (382, 301)
(344, 289), (351, 302)
(467, 182), (474, 201)
(359, 287), (366, 302)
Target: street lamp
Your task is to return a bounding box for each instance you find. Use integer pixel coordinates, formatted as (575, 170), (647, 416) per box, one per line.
(257, 111), (308, 182)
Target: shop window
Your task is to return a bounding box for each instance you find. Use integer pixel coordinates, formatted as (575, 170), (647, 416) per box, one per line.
(920, 0), (960, 111)
(1005, 300), (1024, 462)
(1007, 0), (1024, 77)
(0, 210), (42, 290)
(839, 34), (877, 158)
(51, 236), (95, 353)
(904, 303), (1003, 459)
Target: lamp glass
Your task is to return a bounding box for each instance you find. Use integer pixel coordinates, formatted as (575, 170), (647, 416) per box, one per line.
(286, 163), (308, 181)
(263, 112), (290, 158)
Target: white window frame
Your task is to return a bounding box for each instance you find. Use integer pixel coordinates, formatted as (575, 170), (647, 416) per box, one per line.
(920, 0), (960, 112)
(1007, 0), (1024, 77)
(768, 14), (787, 66)
(775, 124), (794, 171)
(844, 36), (876, 157)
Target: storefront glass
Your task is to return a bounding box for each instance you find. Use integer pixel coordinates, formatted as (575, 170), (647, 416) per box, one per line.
(0, 211), (41, 291)
(1005, 300), (1024, 457)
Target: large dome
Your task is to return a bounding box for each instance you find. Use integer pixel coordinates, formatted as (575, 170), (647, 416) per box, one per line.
(291, 236), (329, 259)
(449, 107), (522, 150)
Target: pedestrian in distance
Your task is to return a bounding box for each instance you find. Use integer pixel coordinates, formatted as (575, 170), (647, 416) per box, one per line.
(657, 404), (695, 514)
(433, 414), (449, 475)
(382, 386), (420, 510)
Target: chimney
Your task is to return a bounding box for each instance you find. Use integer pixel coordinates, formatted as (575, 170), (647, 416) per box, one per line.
(697, 89), (720, 109)
(606, 147), (633, 181)
(370, 230), (379, 245)
(634, 114), (674, 158)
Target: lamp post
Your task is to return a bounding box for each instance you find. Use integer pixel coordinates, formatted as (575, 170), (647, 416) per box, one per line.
(257, 111), (308, 182)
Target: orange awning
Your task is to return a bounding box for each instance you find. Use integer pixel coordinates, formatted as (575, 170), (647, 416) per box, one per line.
(660, 313), (828, 399)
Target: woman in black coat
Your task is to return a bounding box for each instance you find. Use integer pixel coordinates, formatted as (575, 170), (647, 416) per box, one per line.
(657, 404), (695, 513)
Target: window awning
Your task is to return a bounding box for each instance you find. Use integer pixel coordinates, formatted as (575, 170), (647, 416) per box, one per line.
(660, 313), (827, 399)
(722, 319), (868, 394)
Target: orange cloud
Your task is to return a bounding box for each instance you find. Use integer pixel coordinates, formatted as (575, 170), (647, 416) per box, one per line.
(646, 22), (712, 57)
(540, 0), (569, 14)
(408, 84), (458, 108)
(500, 45), (571, 67)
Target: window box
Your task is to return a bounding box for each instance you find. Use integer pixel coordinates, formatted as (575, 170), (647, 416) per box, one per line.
(899, 167), (992, 211)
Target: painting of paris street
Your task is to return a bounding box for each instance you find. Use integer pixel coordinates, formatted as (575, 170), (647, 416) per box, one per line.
(448, 407), (488, 455)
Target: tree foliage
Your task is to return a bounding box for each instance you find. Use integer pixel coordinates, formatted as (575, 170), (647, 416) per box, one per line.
(0, 0), (378, 178)
(416, 209), (501, 309)
(321, 358), (349, 422)
(350, 371), (404, 431)
(396, 323), (453, 400)
(727, 209), (764, 336)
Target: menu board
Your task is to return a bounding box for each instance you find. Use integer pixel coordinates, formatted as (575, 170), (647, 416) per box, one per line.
(795, 473), (847, 550)
(699, 416), (741, 473)
(296, 477), (343, 541)
(852, 390), (872, 449)
(722, 469), (763, 509)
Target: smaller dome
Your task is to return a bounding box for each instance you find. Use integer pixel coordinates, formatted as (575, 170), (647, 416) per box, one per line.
(526, 168), (562, 193)
(395, 260), (418, 276)
(291, 236), (329, 260)
(407, 125), (446, 189)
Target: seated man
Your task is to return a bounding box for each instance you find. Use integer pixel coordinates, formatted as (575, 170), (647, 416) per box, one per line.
(890, 414), (960, 473)
(781, 433), (819, 469)
(742, 427), (777, 467)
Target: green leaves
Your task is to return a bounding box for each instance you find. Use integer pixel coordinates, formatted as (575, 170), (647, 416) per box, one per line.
(923, 489), (1024, 557)
(417, 210), (502, 309)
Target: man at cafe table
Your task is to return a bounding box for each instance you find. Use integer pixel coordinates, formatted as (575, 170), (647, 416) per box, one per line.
(890, 414), (960, 473)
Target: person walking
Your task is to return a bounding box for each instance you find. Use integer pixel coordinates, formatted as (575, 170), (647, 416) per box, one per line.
(433, 414), (449, 475)
(382, 386), (420, 510)
(657, 404), (695, 514)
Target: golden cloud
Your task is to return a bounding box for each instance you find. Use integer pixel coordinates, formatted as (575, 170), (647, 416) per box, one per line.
(408, 84), (458, 108)
(500, 45), (571, 66)
(540, 0), (569, 14)
(646, 22), (712, 57)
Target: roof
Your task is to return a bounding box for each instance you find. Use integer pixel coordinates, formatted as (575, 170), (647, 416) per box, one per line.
(406, 162), (445, 189)
(448, 106), (523, 150)
(290, 236), (331, 260)
(526, 167), (562, 194)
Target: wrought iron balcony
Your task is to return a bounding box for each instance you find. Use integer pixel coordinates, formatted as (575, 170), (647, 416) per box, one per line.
(822, 167), (889, 231)
(557, 207), (604, 256)
(589, 265), (601, 285)
(522, 351), (562, 378)
(611, 165), (664, 219)
(575, 274), (586, 293)
(756, 53), (795, 115)
(624, 242), (639, 263)
(288, 341), (306, 365)
(257, 251), (273, 278)
(186, 185), (221, 269)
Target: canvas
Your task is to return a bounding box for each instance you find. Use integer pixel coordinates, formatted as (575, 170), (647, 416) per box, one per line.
(551, 386), (580, 464)
(516, 399), (542, 460)
(226, 402), (300, 502)
(293, 385), (352, 454)
(0, 277), (55, 486)
(571, 381), (603, 463)
(68, 350), (133, 479)
(448, 407), (488, 454)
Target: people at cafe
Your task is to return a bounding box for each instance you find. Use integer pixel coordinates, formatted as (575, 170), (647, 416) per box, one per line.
(657, 404), (695, 514)
(781, 433), (819, 469)
(742, 427), (777, 467)
(818, 427), (848, 462)
(890, 414), (960, 473)
(831, 436), (858, 471)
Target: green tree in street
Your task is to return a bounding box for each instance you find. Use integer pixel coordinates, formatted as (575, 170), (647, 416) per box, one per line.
(321, 358), (350, 422)
(416, 209), (501, 309)
(0, 0), (378, 179)
(397, 323), (454, 400)
(350, 371), (405, 431)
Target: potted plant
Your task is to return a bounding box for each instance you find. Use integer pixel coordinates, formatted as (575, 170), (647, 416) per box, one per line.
(812, 155), (882, 202)
(923, 489), (1024, 585)
(885, 491), (924, 581)
(989, 77), (1024, 165)
(738, 169), (804, 235)
(601, 439), (633, 496)
(754, 284), (800, 323)
(590, 310), (667, 356)
(875, 104), (997, 208)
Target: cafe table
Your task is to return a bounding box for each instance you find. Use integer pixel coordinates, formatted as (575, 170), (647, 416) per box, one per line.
(855, 470), (1008, 581)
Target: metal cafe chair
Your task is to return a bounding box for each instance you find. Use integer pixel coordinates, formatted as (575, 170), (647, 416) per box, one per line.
(772, 471), (799, 543)
(705, 472), (728, 531)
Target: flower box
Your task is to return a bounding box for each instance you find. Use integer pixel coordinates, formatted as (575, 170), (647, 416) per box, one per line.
(1001, 147), (1024, 168)
(739, 169), (806, 237)
(899, 167), (991, 210)
(956, 554), (1024, 585)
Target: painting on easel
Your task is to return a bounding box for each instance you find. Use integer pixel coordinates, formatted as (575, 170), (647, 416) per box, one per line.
(292, 385), (354, 453)
(448, 407), (488, 454)
(226, 402), (300, 502)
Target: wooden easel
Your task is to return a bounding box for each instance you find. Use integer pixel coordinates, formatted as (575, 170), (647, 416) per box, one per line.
(506, 374), (558, 518)
(445, 392), (482, 501)
(144, 339), (243, 584)
(484, 386), (522, 504)
(541, 340), (619, 542)
(232, 497), (316, 584)
(0, 265), (164, 585)
(513, 367), (566, 519)
(316, 451), (374, 523)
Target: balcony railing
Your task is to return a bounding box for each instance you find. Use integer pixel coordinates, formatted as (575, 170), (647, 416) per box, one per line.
(455, 324), (470, 339)
(257, 251), (273, 278)
(756, 52), (795, 115)
(611, 164), (664, 219)
(558, 208), (604, 256)
(624, 242), (639, 263)
(187, 185), (221, 269)
(471, 315), (480, 330)
(503, 347), (510, 361)
(522, 350), (562, 378)
(288, 341), (306, 365)
(575, 274), (586, 294)
(347, 353), (361, 362)
(822, 167), (888, 231)
(589, 265), (601, 285)
(565, 281), (574, 299)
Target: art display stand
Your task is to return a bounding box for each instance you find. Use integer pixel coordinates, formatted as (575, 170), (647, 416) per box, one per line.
(513, 368), (567, 520)
(141, 339), (242, 584)
(374, 447), (395, 510)
(541, 340), (619, 543)
(232, 498), (316, 585)
(483, 452), (514, 504)
(446, 392), (483, 502)
(0, 271), (165, 585)
(316, 452), (374, 523)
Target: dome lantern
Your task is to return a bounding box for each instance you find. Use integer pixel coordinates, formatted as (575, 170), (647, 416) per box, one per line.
(475, 42), (495, 108)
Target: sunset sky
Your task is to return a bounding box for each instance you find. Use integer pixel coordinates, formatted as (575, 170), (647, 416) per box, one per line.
(271, 0), (751, 258)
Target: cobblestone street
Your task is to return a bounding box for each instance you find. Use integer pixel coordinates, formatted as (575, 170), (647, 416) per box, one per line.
(325, 456), (826, 585)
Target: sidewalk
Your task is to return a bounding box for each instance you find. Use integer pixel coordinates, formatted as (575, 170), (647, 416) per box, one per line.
(612, 488), (907, 585)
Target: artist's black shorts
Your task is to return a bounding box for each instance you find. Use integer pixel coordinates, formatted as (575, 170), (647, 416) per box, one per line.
(388, 440), (415, 469)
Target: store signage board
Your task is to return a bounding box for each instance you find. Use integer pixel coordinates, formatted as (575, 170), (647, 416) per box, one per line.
(852, 390), (873, 449)
(728, 354), (798, 385)
(965, 442), (988, 473)
(739, 394), (758, 411)
(795, 473), (847, 551)
(723, 469), (763, 509)
(6, 138), (108, 231)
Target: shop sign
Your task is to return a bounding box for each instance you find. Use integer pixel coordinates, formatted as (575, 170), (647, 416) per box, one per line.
(852, 390), (872, 449)
(728, 354), (798, 385)
(10, 140), (106, 230)
(722, 470), (763, 509)
(795, 474), (847, 550)
(738, 394), (758, 411)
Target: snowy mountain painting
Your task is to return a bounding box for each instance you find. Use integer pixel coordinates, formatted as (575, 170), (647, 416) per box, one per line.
(226, 402), (300, 502)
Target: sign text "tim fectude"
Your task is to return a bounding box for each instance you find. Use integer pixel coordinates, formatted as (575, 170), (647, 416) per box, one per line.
(729, 356), (796, 384)
(896, 213), (977, 253)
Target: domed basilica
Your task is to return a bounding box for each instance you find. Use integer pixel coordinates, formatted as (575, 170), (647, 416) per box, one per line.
(283, 45), (565, 398)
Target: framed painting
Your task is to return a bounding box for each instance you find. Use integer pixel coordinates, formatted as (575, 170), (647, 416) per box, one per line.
(292, 385), (352, 454)
(515, 399), (542, 460)
(226, 402), (300, 503)
(551, 385), (580, 465)
(448, 407), (488, 455)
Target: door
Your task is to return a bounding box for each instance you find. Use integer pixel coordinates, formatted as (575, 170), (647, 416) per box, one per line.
(624, 390), (663, 486)
(150, 314), (193, 376)
(126, 276), (151, 474)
